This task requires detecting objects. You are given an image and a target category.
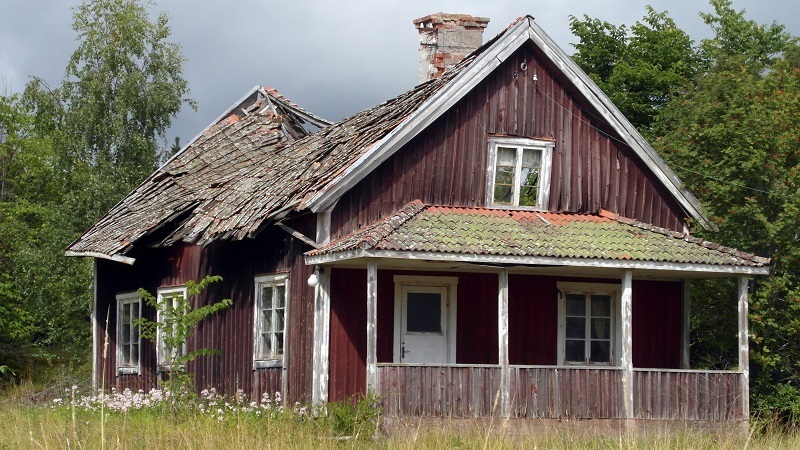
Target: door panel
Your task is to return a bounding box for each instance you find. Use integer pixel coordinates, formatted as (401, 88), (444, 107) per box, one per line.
(400, 286), (448, 363)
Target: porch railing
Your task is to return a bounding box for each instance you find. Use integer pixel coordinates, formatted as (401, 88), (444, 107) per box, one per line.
(377, 364), (744, 420)
(378, 364), (502, 417)
(632, 369), (744, 421)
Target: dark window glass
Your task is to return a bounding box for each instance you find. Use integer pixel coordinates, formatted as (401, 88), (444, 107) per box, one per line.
(406, 292), (442, 333)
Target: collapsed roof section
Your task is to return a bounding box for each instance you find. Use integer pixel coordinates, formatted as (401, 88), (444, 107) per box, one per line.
(67, 15), (713, 264)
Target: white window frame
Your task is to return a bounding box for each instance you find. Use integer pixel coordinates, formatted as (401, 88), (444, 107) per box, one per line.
(253, 274), (290, 369)
(486, 136), (554, 209)
(116, 292), (141, 375)
(557, 281), (622, 366)
(392, 275), (458, 363)
(156, 286), (188, 370)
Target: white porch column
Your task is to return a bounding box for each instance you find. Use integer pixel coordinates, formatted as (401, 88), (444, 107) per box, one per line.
(91, 259), (99, 392)
(312, 267), (331, 405)
(738, 276), (750, 418)
(620, 269), (634, 419)
(498, 269), (510, 417)
(366, 261), (378, 394)
(680, 280), (691, 369)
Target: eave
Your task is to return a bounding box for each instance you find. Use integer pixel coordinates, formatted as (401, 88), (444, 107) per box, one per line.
(305, 249), (770, 277)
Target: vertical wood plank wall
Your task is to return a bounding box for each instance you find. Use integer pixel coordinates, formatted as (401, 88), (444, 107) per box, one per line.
(327, 271), (683, 403)
(95, 215), (316, 404)
(330, 43), (686, 242)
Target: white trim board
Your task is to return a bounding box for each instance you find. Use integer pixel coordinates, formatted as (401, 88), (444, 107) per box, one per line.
(305, 249), (770, 276)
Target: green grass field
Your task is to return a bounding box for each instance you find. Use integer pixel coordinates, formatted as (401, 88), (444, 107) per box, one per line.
(2, 381), (799, 449)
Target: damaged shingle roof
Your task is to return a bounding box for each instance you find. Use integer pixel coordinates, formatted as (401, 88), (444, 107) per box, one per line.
(66, 64), (467, 261)
(307, 200), (770, 268)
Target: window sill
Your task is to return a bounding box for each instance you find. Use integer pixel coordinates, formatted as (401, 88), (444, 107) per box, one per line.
(486, 203), (547, 212)
(117, 367), (140, 375)
(254, 359), (283, 369)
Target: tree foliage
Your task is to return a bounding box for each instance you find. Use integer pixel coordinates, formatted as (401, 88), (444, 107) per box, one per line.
(570, 6), (699, 137)
(0, 0), (191, 380)
(136, 275), (232, 392)
(573, 0), (800, 422)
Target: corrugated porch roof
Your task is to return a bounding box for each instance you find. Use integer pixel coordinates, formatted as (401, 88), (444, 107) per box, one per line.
(305, 201), (770, 274)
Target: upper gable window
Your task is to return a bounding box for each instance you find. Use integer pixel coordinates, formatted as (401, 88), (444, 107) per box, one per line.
(486, 137), (554, 209)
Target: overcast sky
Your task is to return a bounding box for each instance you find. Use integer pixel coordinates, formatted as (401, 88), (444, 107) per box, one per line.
(2, 0), (799, 147)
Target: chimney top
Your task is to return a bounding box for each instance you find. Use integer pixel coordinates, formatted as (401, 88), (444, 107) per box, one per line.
(413, 13), (490, 84)
(413, 13), (490, 31)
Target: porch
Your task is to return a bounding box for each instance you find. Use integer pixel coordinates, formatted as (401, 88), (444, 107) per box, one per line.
(304, 204), (768, 421)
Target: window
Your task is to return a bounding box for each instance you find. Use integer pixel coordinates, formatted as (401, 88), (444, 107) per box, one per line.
(253, 274), (289, 368)
(116, 292), (141, 374)
(156, 286), (187, 369)
(486, 137), (553, 209)
(557, 282), (619, 365)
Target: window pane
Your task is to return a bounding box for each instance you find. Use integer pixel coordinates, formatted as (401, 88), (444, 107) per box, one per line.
(521, 148), (541, 168)
(591, 318), (610, 339)
(565, 317), (585, 339)
(494, 166), (514, 185)
(591, 341), (611, 363)
(493, 185), (513, 204)
(122, 303), (131, 325)
(275, 309), (285, 332)
(122, 320), (130, 344)
(274, 285), (285, 308)
(496, 147), (516, 166)
(262, 310), (272, 332)
(591, 295), (611, 317)
(518, 184), (539, 207)
(566, 294), (585, 316)
(262, 333), (271, 357)
(406, 292), (441, 333)
(121, 342), (130, 363)
(275, 332), (284, 355)
(131, 344), (139, 365)
(565, 340), (585, 362)
(262, 286), (273, 309)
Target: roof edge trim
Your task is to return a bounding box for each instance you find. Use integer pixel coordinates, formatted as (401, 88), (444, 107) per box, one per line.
(305, 249), (770, 275)
(65, 250), (136, 265)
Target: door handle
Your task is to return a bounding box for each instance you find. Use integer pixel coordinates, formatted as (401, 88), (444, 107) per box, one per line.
(401, 344), (410, 358)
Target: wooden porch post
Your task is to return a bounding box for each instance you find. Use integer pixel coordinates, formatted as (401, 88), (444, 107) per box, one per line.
(312, 267), (331, 405)
(621, 269), (634, 419)
(366, 261), (378, 394)
(498, 269), (510, 417)
(738, 276), (750, 418)
(91, 259), (99, 392)
(680, 280), (691, 369)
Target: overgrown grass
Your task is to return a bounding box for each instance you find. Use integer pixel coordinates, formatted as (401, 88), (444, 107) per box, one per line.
(3, 383), (800, 449)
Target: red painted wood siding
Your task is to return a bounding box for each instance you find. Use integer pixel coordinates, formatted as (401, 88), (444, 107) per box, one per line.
(95, 215), (315, 403)
(331, 44), (686, 241)
(508, 274), (558, 365)
(632, 280), (682, 369)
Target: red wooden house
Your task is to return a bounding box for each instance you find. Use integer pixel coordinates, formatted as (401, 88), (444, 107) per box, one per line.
(67, 14), (769, 423)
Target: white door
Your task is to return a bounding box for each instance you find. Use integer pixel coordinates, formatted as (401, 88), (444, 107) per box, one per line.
(399, 285), (448, 363)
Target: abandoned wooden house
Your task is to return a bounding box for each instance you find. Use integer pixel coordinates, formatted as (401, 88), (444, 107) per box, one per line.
(67, 13), (770, 422)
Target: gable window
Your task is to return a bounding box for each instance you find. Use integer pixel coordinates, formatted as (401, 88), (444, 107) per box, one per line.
(116, 292), (141, 374)
(486, 137), (553, 209)
(557, 282), (620, 366)
(253, 274), (289, 368)
(156, 286), (188, 370)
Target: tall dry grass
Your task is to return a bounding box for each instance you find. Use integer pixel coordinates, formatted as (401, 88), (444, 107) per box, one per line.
(2, 381), (800, 450)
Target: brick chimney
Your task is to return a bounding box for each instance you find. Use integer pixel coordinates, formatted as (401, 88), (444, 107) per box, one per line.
(413, 13), (490, 84)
